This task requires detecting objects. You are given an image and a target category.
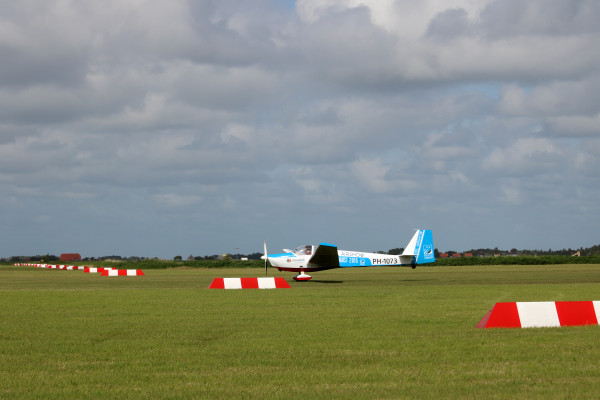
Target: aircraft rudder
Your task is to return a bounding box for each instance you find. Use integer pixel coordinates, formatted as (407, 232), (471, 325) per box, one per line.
(416, 229), (435, 264)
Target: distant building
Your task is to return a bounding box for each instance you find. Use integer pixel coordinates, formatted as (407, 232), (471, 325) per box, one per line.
(439, 252), (473, 258)
(60, 253), (82, 262)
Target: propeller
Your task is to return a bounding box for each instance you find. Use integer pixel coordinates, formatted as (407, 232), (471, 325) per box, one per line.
(263, 240), (268, 276)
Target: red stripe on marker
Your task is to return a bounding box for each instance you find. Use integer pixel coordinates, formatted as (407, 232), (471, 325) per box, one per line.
(484, 302), (521, 328)
(241, 278), (259, 289)
(555, 301), (598, 326)
(209, 278), (225, 289)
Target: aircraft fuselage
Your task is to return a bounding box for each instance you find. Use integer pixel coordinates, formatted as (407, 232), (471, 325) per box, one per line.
(262, 230), (435, 281)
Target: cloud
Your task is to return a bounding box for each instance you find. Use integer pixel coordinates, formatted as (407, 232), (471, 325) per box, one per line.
(547, 114), (600, 137)
(1, 0), (600, 257)
(350, 157), (391, 193)
(478, 0), (600, 38)
(426, 8), (471, 40)
(154, 193), (203, 207)
(483, 137), (563, 175)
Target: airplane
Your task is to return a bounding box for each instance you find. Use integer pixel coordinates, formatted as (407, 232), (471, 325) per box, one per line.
(262, 229), (434, 281)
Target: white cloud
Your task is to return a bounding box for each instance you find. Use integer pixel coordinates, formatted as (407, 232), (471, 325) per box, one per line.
(154, 193), (203, 207)
(351, 157), (391, 193)
(483, 137), (564, 175)
(297, 0), (492, 38)
(500, 184), (522, 204)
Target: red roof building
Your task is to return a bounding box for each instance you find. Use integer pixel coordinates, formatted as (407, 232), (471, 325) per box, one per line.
(60, 253), (82, 262)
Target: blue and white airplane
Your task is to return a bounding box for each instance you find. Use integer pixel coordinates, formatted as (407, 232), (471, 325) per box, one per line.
(262, 229), (435, 281)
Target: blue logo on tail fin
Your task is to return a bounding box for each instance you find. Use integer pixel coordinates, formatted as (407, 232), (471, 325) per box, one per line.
(416, 230), (435, 264)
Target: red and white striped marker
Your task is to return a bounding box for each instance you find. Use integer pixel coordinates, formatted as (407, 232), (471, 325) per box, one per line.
(15, 263), (88, 271)
(62, 266), (84, 270)
(208, 277), (291, 289)
(100, 269), (144, 276)
(477, 301), (600, 328)
(84, 267), (116, 273)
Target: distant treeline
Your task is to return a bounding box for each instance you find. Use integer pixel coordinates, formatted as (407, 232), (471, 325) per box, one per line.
(127, 254), (600, 268)
(432, 254), (600, 266)
(454, 244), (600, 257)
(5, 244), (600, 267)
(6, 255), (600, 269)
(4, 253), (264, 263)
(3, 258), (264, 269)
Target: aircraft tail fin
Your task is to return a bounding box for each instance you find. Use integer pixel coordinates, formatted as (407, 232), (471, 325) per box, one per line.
(400, 229), (435, 266)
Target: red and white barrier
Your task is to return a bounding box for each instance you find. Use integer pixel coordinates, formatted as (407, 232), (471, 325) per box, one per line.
(477, 301), (600, 328)
(14, 263), (136, 276)
(100, 269), (144, 276)
(208, 277), (291, 289)
(62, 266), (84, 270)
(84, 267), (116, 273)
(15, 263), (81, 269)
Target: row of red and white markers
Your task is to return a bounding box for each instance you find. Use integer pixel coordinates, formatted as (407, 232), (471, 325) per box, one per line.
(14, 263), (144, 276)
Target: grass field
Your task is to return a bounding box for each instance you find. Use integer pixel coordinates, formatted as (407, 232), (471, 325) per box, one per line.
(2, 264), (600, 399)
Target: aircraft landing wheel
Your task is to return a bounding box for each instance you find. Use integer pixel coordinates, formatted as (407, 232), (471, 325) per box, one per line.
(293, 272), (312, 281)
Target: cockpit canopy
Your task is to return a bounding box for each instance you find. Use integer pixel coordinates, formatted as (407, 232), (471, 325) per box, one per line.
(293, 245), (314, 256)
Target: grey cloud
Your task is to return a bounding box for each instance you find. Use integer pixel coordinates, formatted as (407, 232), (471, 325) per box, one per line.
(482, 137), (564, 175)
(294, 6), (405, 90)
(479, 0), (600, 39)
(426, 8), (470, 40)
(0, 3), (89, 88)
(167, 64), (283, 111)
(1, 0), (600, 257)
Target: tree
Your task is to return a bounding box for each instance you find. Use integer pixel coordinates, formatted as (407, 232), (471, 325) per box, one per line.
(387, 248), (404, 255)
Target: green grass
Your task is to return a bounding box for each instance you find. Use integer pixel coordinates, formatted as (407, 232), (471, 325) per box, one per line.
(2, 264), (600, 399)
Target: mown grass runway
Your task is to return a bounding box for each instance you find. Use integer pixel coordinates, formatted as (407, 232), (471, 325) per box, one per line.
(2, 264), (600, 399)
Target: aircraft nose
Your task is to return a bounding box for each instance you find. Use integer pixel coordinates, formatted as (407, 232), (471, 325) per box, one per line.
(260, 255), (267, 260)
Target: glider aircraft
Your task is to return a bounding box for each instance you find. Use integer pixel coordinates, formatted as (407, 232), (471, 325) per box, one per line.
(262, 229), (434, 281)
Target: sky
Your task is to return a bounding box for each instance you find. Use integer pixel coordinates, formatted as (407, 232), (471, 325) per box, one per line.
(1, 0), (599, 258)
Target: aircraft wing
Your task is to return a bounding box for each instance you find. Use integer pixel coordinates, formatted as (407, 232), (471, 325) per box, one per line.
(308, 243), (340, 269)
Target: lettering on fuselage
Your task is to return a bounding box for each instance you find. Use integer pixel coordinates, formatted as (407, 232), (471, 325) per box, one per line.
(286, 257), (306, 264)
(339, 256), (364, 265)
(371, 257), (400, 265)
(339, 250), (365, 258)
(338, 252), (401, 267)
